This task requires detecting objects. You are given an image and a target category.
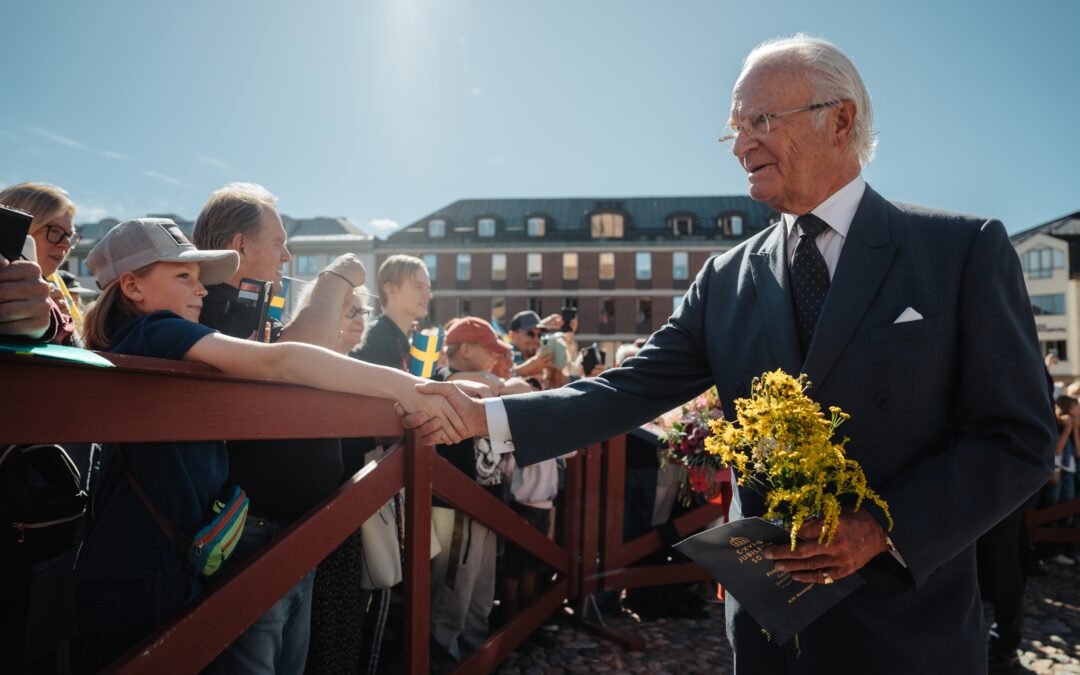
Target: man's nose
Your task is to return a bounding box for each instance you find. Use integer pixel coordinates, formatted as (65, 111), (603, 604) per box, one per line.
(732, 129), (757, 160)
(281, 245), (292, 263)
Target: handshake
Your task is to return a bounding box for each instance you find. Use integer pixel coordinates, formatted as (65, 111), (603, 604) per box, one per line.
(396, 380), (491, 446)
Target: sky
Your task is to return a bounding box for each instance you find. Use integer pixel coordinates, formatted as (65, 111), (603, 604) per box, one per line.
(1, 0), (1077, 238)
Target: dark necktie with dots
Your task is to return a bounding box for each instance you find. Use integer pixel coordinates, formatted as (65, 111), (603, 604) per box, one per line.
(791, 213), (831, 358)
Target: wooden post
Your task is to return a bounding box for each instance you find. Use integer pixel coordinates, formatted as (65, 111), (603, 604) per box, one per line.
(601, 434), (627, 592)
(403, 433), (432, 675)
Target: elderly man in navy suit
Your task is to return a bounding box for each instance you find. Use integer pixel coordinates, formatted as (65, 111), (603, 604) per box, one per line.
(407, 34), (1055, 674)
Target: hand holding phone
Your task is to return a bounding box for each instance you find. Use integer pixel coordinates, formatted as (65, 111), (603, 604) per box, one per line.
(0, 205), (33, 262)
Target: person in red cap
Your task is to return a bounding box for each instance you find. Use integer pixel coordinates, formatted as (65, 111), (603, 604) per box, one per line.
(428, 317), (532, 668)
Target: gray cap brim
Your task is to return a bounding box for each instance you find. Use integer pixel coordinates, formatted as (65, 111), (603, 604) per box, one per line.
(165, 249), (240, 286)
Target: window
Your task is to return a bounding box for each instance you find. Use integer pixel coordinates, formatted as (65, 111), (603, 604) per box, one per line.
(636, 298), (652, 325)
(599, 252), (616, 280)
(527, 217), (546, 237)
(672, 252), (689, 280)
(599, 297), (615, 325)
(591, 213), (624, 238)
(428, 219), (446, 238)
(673, 295), (683, 313)
(491, 253), (507, 281)
(1042, 340), (1068, 361)
(670, 215), (693, 236)
(456, 298), (472, 317)
(1031, 293), (1066, 315)
(478, 218), (496, 237)
(527, 253), (543, 280)
(78, 257), (92, 277)
(719, 213), (746, 237)
(1022, 246), (1066, 279)
(528, 297), (542, 313)
(423, 253), (437, 281)
(563, 252), (579, 280)
(635, 252), (652, 281)
(456, 253), (471, 282)
(491, 297), (507, 328)
(296, 254), (321, 275)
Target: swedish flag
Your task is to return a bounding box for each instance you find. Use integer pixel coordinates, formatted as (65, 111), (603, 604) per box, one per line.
(268, 278), (289, 321)
(409, 326), (444, 379)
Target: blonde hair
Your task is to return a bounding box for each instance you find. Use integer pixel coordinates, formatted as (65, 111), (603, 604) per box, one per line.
(377, 255), (427, 306)
(82, 263), (157, 350)
(193, 182), (279, 251)
(0, 182), (77, 235)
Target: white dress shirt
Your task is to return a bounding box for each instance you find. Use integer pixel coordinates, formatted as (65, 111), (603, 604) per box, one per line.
(484, 175), (867, 455)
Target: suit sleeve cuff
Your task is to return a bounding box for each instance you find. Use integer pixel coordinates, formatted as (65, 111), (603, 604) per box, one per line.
(483, 397), (515, 455)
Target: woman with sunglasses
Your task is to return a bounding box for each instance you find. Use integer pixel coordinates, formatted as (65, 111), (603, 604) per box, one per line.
(0, 183), (84, 337)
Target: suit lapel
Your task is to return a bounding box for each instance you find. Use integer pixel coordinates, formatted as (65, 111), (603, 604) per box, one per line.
(802, 186), (898, 392)
(749, 224), (802, 377)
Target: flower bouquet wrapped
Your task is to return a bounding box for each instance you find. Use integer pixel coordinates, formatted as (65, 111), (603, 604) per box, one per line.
(655, 386), (728, 504)
(704, 369), (892, 550)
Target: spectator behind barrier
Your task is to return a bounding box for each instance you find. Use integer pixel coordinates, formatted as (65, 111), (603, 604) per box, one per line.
(0, 183), (84, 337)
(74, 218), (465, 671)
(350, 254), (431, 369)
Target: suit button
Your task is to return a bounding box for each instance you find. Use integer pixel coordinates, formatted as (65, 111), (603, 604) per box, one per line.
(874, 392), (892, 410)
(735, 382), (747, 397)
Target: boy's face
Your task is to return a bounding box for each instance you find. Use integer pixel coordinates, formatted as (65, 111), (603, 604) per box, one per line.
(124, 261), (207, 322)
(385, 269), (432, 321)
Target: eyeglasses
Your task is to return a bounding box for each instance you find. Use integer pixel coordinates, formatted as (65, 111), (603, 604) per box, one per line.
(345, 306), (372, 320)
(719, 100), (840, 144)
(42, 224), (82, 247)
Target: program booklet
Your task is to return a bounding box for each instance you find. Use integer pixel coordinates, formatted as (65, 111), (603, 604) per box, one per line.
(675, 517), (863, 644)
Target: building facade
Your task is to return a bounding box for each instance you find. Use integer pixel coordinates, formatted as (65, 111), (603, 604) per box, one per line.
(1011, 211), (1080, 380)
(375, 195), (778, 360)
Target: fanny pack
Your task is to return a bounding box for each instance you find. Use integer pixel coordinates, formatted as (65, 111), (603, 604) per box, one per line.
(116, 447), (248, 577)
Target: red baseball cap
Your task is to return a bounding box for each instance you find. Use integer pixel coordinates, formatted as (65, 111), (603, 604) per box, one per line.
(446, 317), (512, 353)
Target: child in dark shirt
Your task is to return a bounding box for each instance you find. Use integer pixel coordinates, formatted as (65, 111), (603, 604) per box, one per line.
(74, 219), (466, 670)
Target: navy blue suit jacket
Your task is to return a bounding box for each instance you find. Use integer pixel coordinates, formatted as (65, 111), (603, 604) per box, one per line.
(503, 186), (1055, 673)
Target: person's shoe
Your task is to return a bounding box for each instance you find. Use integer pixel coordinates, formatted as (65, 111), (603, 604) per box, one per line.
(1051, 554), (1076, 566)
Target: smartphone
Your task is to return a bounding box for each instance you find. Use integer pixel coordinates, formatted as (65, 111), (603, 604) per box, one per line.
(237, 278), (274, 341)
(560, 306), (578, 332)
(0, 204), (33, 262)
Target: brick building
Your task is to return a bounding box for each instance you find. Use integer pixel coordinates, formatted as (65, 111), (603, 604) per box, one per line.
(375, 195), (778, 358)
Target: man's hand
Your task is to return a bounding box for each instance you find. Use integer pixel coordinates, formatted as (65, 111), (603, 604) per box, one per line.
(587, 364), (606, 378)
(538, 313), (564, 331)
(323, 253), (367, 288)
(395, 381), (489, 446)
(0, 255), (52, 340)
(764, 508), (889, 584)
(515, 351), (554, 377)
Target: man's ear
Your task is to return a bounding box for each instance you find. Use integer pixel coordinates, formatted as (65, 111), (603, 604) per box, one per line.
(230, 231), (246, 255)
(118, 271), (144, 303)
(832, 100), (857, 148)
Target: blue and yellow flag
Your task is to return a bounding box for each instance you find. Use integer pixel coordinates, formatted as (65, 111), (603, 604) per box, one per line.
(409, 326), (444, 379)
(268, 278), (289, 322)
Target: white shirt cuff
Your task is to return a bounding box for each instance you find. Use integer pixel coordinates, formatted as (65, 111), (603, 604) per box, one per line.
(483, 397), (514, 455)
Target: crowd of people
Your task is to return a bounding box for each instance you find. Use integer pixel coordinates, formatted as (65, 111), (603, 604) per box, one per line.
(0, 180), (690, 674)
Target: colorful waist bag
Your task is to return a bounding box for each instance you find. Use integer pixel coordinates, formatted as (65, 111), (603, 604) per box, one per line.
(116, 448), (248, 577)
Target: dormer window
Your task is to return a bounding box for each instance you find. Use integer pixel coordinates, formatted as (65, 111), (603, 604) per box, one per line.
(591, 213), (624, 239)
(428, 219), (446, 238)
(477, 218), (496, 237)
(527, 217), (546, 237)
(670, 215), (694, 236)
(718, 213), (745, 237)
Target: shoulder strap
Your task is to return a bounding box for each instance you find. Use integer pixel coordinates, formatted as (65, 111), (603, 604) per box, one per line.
(113, 447), (191, 548)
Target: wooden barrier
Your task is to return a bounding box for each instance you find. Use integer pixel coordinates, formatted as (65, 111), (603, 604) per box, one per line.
(1026, 497), (1080, 544)
(4, 352), (726, 673)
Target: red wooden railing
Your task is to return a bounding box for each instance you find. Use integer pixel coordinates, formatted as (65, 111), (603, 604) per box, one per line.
(5, 352), (725, 673)
(1026, 497), (1080, 544)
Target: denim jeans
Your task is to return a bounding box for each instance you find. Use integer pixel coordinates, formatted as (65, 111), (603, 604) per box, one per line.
(205, 516), (316, 675)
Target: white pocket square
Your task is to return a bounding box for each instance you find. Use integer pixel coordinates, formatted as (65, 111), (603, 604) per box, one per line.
(893, 307), (923, 324)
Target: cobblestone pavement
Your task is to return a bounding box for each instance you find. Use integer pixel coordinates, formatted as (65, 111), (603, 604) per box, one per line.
(495, 567), (1079, 674)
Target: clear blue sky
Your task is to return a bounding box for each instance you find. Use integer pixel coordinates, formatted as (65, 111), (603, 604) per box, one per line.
(2, 0), (1077, 237)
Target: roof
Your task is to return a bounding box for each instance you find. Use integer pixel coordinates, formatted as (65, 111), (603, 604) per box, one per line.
(387, 195), (776, 244)
(1009, 211), (1080, 245)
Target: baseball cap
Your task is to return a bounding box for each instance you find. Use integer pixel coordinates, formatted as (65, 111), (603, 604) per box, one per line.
(446, 317), (512, 353)
(87, 218), (239, 290)
(509, 310), (542, 332)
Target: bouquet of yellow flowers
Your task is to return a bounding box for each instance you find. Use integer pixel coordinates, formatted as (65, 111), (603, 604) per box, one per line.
(704, 369), (892, 551)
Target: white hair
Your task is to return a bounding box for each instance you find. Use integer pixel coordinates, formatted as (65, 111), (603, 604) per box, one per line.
(742, 34), (877, 166)
(614, 343), (640, 367)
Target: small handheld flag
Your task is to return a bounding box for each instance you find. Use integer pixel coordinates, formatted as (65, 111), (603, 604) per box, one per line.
(409, 326), (444, 379)
(268, 278), (290, 321)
